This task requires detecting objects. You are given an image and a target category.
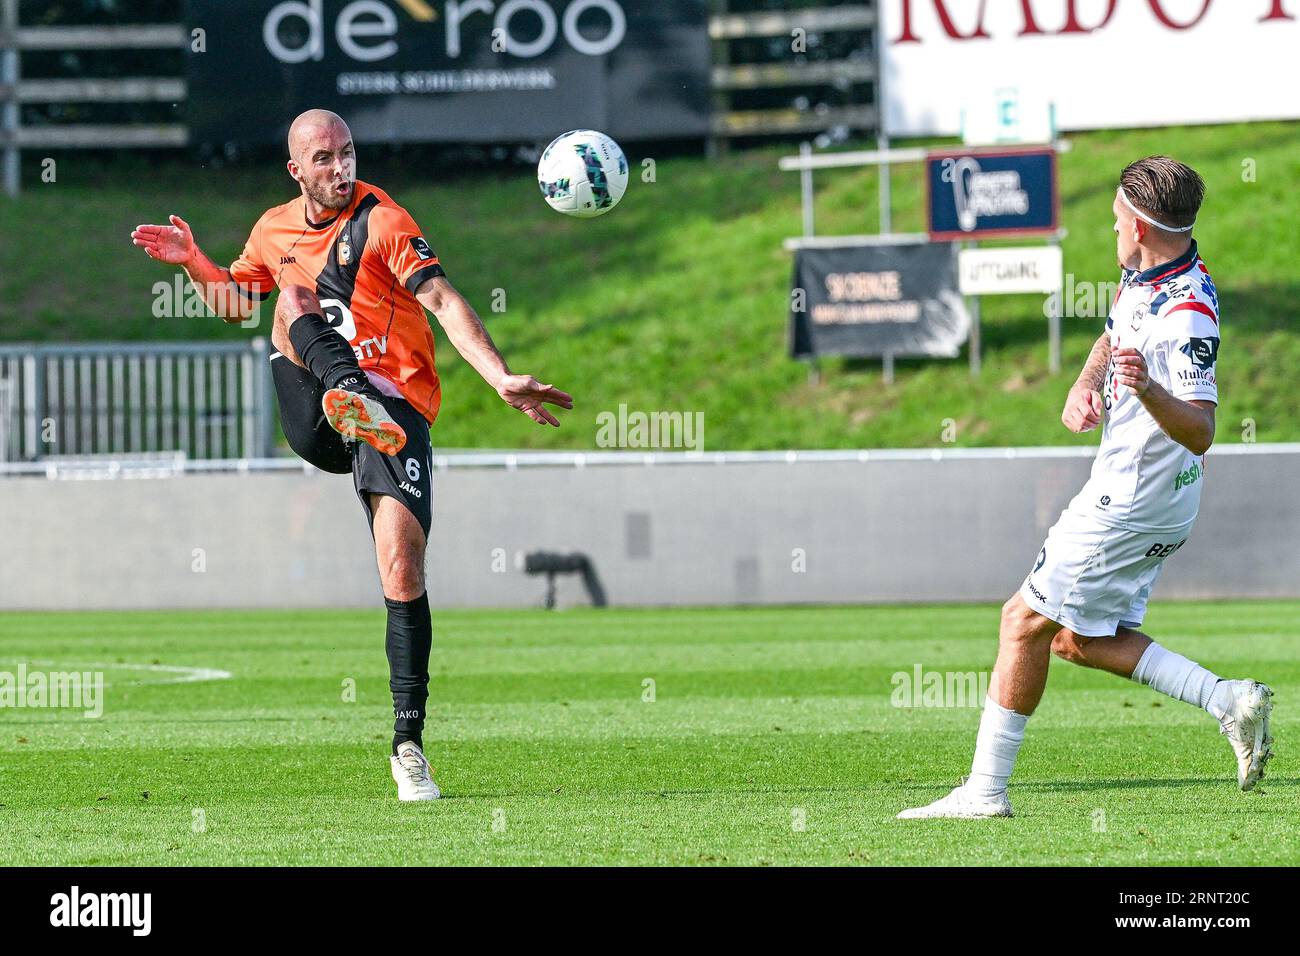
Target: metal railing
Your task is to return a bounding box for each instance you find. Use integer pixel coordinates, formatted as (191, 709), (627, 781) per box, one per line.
(2, 442), (1297, 479)
(0, 340), (274, 463)
(709, 1), (878, 149)
(0, 1), (188, 195)
(778, 138), (1074, 380)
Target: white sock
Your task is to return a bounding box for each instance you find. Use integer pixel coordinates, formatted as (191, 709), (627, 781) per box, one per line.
(1131, 642), (1232, 720)
(965, 697), (1029, 797)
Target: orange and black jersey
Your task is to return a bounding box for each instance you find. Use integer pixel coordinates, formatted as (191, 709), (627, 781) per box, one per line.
(230, 181), (446, 424)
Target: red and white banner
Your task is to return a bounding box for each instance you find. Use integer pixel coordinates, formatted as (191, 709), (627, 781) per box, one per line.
(881, 0), (1300, 136)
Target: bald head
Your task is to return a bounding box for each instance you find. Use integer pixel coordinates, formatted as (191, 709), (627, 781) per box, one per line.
(286, 109), (356, 214)
(287, 109), (350, 161)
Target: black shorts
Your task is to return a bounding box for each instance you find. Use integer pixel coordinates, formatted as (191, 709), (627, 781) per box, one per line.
(271, 354), (434, 536)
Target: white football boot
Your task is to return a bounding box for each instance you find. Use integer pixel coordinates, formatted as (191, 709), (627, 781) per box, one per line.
(390, 741), (441, 802)
(897, 785), (1013, 820)
(1218, 680), (1274, 791)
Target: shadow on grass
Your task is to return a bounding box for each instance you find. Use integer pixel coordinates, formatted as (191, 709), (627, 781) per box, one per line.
(889, 775), (1297, 799)
(1014, 776), (1297, 794)
(443, 783), (869, 801)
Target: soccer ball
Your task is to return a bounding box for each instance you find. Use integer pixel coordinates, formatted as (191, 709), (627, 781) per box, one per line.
(537, 129), (629, 218)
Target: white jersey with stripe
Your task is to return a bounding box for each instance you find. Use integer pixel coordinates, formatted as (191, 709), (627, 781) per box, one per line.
(1067, 241), (1220, 532)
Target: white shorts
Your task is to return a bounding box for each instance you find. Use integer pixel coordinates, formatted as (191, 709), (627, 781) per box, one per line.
(1019, 509), (1194, 638)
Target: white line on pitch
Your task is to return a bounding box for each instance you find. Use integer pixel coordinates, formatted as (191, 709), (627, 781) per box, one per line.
(0, 659), (233, 685)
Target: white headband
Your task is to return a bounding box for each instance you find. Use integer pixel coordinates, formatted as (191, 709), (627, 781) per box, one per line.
(1118, 186), (1194, 233)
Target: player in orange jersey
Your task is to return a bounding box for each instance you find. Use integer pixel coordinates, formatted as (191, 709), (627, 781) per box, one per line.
(131, 109), (572, 801)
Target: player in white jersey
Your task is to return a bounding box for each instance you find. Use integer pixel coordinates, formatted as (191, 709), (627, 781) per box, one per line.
(899, 157), (1274, 820)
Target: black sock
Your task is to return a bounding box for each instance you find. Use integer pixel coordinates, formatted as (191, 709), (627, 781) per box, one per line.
(287, 311), (379, 396)
(386, 591), (432, 756)
(393, 732), (421, 755)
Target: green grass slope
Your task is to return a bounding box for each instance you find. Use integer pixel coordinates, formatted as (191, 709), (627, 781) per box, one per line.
(1, 602), (1295, 865)
(1, 121), (1297, 450)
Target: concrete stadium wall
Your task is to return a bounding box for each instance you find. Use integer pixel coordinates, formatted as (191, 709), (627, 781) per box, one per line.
(1, 448), (1297, 610)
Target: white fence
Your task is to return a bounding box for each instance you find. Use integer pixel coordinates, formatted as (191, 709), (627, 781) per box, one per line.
(0, 340), (275, 463)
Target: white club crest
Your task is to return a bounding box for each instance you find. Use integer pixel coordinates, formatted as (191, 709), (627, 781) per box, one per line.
(1131, 301), (1149, 330)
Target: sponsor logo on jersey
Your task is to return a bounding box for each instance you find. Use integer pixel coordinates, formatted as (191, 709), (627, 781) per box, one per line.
(1174, 462), (1202, 491)
(1034, 547), (1046, 572)
(1145, 539), (1188, 559)
(1149, 286), (1190, 316)
(279, 255), (296, 265)
(1177, 367), (1216, 387)
(1025, 578), (1048, 604)
(352, 335), (388, 360)
(1179, 336), (1219, 369)
(409, 237), (434, 261)
(338, 234), (352, 266)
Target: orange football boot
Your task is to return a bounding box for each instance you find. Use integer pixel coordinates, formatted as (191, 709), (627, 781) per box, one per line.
(322, 388), (407, 456)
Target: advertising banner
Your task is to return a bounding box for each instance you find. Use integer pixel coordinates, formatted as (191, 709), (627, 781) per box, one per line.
(882, 1), (1300, 136)
(958, 245), (1063, 295)
(188, 0), (712, 145)
(927, 147), (1058, 240)
(790, 243), (971, 359)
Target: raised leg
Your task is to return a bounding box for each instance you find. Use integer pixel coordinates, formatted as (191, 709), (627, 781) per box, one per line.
(270, 286), (318, 369)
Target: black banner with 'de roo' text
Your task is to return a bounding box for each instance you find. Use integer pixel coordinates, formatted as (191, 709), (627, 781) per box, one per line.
(188, 0), (712, 147)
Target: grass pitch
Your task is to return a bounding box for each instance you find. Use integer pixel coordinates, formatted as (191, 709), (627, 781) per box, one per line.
(1, 602), (1295, 866)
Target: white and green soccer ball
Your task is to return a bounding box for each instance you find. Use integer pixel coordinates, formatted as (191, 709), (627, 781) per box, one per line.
(538, 129), (629, 218)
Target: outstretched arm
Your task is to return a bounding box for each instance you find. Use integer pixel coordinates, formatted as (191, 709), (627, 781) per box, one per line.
(130, 215), (257, 323)
(414, 274), (573, 427)
(1062, 333), (1111, 433)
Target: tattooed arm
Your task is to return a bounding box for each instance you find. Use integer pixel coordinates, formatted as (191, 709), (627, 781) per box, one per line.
(1061, 333), (1111, 433)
